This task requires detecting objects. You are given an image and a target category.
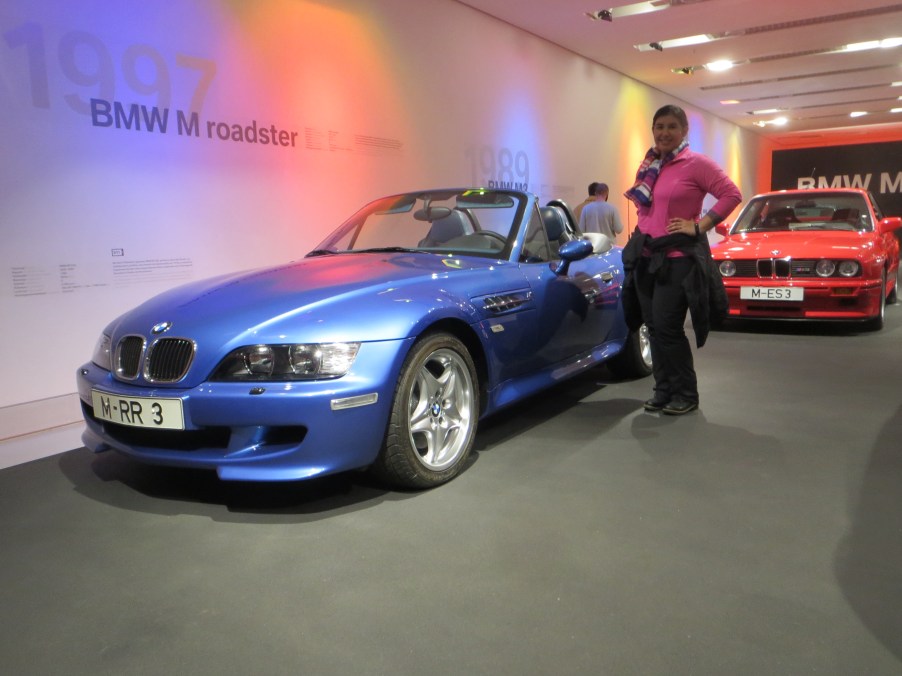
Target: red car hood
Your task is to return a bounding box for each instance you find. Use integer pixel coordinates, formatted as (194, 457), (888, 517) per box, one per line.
(712, 231), (877, 259)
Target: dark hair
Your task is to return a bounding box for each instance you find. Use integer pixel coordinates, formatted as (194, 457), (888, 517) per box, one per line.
(653, 104), (688, 128)
(587, 181), (599, 196)
(595, 183), (609, 196)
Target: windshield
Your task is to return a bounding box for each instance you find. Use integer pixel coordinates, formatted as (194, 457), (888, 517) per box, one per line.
(312, 189), (526, 258)
(732, 192), (872, 233)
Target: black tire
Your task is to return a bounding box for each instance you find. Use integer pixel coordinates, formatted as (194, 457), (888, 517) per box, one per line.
(370, 333), (479, 489)
(607, 324), (653, 379)
(888, 269), (898, 305)
(865, 271), (887, 331)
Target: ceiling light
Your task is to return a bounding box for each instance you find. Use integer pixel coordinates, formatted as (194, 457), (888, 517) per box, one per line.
(849, 111), (868, 117)
(669, 34), (713, 48)
(672, 34), (902, 78)
(720, 100), (740, 105)
(754, 117), (789, 127)
(613, 1), (668, 18)
(751, 108), (782, 115)
(891, 107), (902, 113)
(593, 0), (716, 24)
(843, 40), (881, 52)
(705, 60), (734, 72)
(636, 7), (902, 53)
(893, 81), (902, 87)
(839, 37), (902, 53)
(636, 34), (711, 51)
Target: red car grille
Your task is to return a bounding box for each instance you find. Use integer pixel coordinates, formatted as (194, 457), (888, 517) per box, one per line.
(731, 259), (821, 279)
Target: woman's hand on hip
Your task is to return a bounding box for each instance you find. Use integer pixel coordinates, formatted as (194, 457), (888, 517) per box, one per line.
(667, 217), (696, 235)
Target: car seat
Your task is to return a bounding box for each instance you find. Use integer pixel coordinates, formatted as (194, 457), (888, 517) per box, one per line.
(418, 210), (471, 247)
(540, 206), (569, 257)
(762, 206), (796, 230)
(831, 208), (859, 223)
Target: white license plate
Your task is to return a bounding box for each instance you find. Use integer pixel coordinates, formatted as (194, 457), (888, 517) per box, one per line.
(92, 390), (185, 430)
(740, 286), (804, 302)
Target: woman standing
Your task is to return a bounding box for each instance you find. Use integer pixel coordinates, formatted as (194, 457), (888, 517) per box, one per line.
(623, 104), (742, 415)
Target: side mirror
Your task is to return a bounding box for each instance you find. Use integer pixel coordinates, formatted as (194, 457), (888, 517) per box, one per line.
(878, 217), (902, 234)
(714, 222), (730, 237)
(552, 238), (593, 276)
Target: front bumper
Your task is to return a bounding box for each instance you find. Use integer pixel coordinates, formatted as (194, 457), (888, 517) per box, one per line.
(75, 339), (408, 481)
(722, 278), (883, 320)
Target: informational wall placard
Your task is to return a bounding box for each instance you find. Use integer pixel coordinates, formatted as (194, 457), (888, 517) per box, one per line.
(771, 141), (902, 216)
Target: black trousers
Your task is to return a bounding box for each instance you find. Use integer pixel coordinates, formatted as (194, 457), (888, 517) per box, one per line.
(634, 256), (698, 404)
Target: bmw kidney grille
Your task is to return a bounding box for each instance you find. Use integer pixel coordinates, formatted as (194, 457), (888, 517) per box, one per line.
(115, 336), (195, 382)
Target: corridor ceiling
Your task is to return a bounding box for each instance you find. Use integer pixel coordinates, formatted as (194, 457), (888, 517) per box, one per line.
(458, 0), (902, 145)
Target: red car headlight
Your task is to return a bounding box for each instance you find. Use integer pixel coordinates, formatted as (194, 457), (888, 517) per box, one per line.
(838, 261), (860, 277)
(718, 260), (736, 277)
(815, 259), (836, 277)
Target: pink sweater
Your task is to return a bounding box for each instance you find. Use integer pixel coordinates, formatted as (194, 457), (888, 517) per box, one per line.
(635, 149), (742, 242)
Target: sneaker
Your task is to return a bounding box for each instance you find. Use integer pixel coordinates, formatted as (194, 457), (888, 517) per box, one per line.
(662, 399), (698, 415)
(643, 396), (670, 412)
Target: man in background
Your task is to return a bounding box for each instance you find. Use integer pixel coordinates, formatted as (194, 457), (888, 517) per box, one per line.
(579, 182), (624, 242)
(573, 182), (599, 224)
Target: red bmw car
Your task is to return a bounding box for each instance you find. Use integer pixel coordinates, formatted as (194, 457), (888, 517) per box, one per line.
(711, 189), (900, 329)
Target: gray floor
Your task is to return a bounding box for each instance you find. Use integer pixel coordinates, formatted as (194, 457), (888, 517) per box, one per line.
(2, 308), (901, 676)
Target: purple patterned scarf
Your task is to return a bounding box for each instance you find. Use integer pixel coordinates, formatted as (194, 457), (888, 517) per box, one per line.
(624, 140), (689, 207)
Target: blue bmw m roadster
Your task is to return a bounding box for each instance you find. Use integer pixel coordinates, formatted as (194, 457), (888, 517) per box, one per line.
(77, 188), (650, 488)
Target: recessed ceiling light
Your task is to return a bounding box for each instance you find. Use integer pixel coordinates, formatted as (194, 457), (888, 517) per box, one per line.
(891, 107), (902, 113)
(850, 111), (868, 117)
(720, 99), (740, 105)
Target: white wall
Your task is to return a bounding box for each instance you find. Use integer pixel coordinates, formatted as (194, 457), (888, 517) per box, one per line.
(0, 0), (767, 440)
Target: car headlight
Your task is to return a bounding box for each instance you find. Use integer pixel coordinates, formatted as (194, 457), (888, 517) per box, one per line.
(815, 259), (836, 277)
(838, 261), (860, 277)
(211, 343), (360, 381)
(718, 260), (736, 277)
(91, 333), (112, 371)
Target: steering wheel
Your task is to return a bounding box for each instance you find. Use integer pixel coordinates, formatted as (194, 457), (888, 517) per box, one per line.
(479, 231), (508, 248)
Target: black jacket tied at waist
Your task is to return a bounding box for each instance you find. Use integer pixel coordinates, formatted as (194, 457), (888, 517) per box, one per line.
(621, 230), (727, 348)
